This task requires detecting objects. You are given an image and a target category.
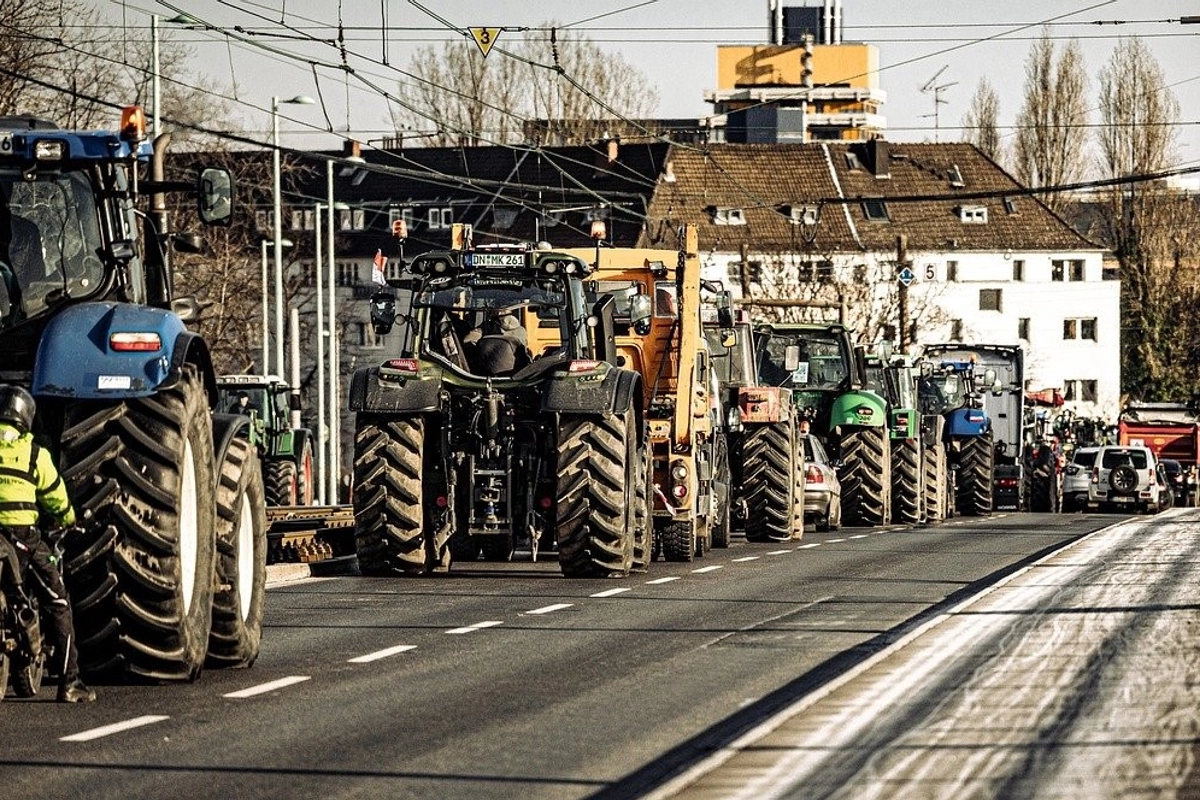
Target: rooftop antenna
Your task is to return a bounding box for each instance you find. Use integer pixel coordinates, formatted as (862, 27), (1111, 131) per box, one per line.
(919, 65), (958, 143)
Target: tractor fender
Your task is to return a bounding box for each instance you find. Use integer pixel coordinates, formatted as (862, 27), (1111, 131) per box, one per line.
(542, 367), (640, 415)
(348, 366), (442, 414)
(945, 407), (991, 438)
(33, 302), (214, 401)
(211, 413), (253, 465)
(829, 389), (887, 430)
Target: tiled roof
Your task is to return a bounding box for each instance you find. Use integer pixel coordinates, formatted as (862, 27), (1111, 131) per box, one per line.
(640, 141), (1102, 254)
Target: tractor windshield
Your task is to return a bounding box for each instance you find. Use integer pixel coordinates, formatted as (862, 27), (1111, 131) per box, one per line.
(920, 373), (967, 415)
(0, 169), (105, 327)
(758, 331), (848, 390)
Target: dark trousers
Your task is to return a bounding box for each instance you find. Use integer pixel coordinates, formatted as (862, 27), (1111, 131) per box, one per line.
(11, 533), (79, 684)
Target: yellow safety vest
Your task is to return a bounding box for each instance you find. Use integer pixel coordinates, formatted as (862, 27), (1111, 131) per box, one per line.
(0, 424), (76, 529)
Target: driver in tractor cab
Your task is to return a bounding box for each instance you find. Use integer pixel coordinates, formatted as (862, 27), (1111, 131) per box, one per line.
(0, 385), (95, 703)
(464, 309), (530, 376)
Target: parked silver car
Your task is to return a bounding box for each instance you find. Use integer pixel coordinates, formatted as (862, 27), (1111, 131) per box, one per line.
(802, 433), (841, 531)
(1062, 446), (1100, 513)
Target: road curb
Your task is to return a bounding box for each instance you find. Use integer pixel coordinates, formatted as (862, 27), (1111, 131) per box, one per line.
(265, 562), (313, 586)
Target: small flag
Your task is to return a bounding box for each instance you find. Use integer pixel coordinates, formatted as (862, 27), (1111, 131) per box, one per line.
(372, 249), (388, 286)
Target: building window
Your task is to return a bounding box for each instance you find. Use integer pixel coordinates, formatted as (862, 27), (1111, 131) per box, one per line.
(861, 198), (889, 222)
(428, 207), (453, 229)
(337, 261), (359, 287)
(1003, 196), (1018, 214)
(727, 261), (763, 282)
(950, 319), (963, 340)
(1018, 317), (1030, 340)
(1012, 259), (1025, 281)
(1052, 259), (1085, 282)
(1065, 379), (1098, 403)
(338, 208), (365, 231)
(356, 322), (384, 349)
(1064, 317), (1098, 341)
(979, 288), (1002, 311)
(957, 206), (988, 224)
(710, 207), (746, 226)
(388, 206), (415, 232)
(255, 210), (272, 233)
(947, 260), (958, 282)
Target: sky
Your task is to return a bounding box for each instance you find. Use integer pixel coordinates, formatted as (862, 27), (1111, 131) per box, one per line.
(104, 1), (1200, 175)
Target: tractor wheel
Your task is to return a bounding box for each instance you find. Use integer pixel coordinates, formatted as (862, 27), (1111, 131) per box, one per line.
(59, 365), (217, 681)
(789, 424), (806, 540)
(207, 436), (267, 669)
(353, 415), (429, 576)
(742, 420), (797, 542)
(264, 459), (298, 506)
(955, 432), (995, 516)
(0, 596), (7, 699)
(837, 426), (892, 526)
(9, 606), (44, 697)
(891, 437), (923, 525)
(659, 520), (696, 562)
(631, 432), (654, 570)
(556, 414), (633, 578)
(1030, 451), (1057, 512)
(923, 443), (949, 523)
(296, 438), (315, 506)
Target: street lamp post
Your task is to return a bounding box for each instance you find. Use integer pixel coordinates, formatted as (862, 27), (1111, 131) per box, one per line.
(261, 239), (293, 375)
(271, 94), (315, 379)
(313, 203), (327, 505)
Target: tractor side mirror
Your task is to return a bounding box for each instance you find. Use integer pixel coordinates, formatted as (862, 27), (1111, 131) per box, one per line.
(715, 290), (734, 330)
(370, 292), (397, 335)
(629, 293), (652, 336)
(784, 345), (801, 372)
(197, 168), (234, 226)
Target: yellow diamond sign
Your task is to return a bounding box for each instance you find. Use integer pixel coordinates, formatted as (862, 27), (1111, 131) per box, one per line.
(470, 27), (501, 58)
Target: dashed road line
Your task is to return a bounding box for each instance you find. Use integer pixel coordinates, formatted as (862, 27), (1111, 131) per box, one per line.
(61, 715), (169, 743)
(849, 534), (869, 540)
(692, 565), (723, 573)
(732, 556), (760, 563)
(224, 676), (311, 699)
(798, 543), (821, 549)
(446, 620), (505, 634)
(767, 549), (792, 555)
(348, 644), (417, 663)
(826, 538), (846, 543)
(646, 576), (681, 585)
(591, 587), (632, 598)
(527, 603), (573, 615)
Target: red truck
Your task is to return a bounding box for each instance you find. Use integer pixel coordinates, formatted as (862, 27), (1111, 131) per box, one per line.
(1118, 402), (1200, 506)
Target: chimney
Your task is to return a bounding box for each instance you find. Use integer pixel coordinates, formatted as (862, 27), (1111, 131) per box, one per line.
(868, 138), (890, 179)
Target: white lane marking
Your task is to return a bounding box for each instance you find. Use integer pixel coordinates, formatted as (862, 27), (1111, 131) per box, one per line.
(767, 549), (792, 555)
(646, 576), (681, 584)
(224, 676), (311, 699)
(591, 587), (632, 598)
(527, 603), (573, 615)
(798, 543), (821, 549)
(348, 644), (417, 663)
(61, 715), (169, 743)
(849, 534), (869, 540)
(692, 565), (723, 573)
(826, 538), (846, 543)
(446, 620), (505, 634)
(732, 556), (760, 563)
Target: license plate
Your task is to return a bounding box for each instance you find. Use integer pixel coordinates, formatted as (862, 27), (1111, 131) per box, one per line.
(469, 253), (524, 267)
(1108, 495), (1132, 503)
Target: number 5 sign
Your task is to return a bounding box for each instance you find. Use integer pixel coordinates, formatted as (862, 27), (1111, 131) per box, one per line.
(470, 27), (501, 58)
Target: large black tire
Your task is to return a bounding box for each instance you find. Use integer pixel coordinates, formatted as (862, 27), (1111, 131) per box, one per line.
(264, 458), (298, 506)
(353, 416), (429, 576)
(891, 436), (923, 525)
(60, 365), (217, 681)
(955, 432), (995, 516)
(295, 438), (315, 506)
(659, 520), (696, 562)
(790, 423), (806, 540)
(837, 426), (892, 527)
(923, 442), (949, 523)
(631, 431), (653, 571)
(742, 420), (797, 542)
(207, 436), (267, 669)
(555, 414), (633, 578)
(1029, 450), (1058, 512)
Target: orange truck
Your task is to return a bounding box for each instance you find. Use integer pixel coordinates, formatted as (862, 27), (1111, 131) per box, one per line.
(1118, 402), (1200, 506)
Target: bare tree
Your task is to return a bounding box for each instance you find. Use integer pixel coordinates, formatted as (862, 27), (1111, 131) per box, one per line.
(1094, 36), (1194, 401)
(962, 77), (1002, 163)
(1013, 32), (1090, 213)
(393, 23), (659, 147)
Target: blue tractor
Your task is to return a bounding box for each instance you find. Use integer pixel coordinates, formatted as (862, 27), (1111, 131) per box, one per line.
(0, 108), (266, 681)
(917, 356), (999, 517)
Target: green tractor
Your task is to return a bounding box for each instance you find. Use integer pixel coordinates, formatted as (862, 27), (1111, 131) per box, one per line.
(860, 348), (926, 525)
(757, 323), (891, 526)
(216, 375), (316, 506)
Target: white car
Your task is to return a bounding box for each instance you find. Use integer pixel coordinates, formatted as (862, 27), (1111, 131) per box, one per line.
(1085, 445), (1163, 514)
(1062, 446), (1100, 513)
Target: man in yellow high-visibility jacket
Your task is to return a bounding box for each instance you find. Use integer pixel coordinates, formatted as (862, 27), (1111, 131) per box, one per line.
(0, 384), (95, 702)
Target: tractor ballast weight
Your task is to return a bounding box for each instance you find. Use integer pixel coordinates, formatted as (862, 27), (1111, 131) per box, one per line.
(350, 234), (649, 577)
(0, 108), (267, 681)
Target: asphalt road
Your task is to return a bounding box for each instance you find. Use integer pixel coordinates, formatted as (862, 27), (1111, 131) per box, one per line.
(0, 512), (1124, 800)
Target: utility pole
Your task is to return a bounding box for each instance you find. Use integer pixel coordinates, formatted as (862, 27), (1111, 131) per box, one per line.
(897, 234), (910, 349)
